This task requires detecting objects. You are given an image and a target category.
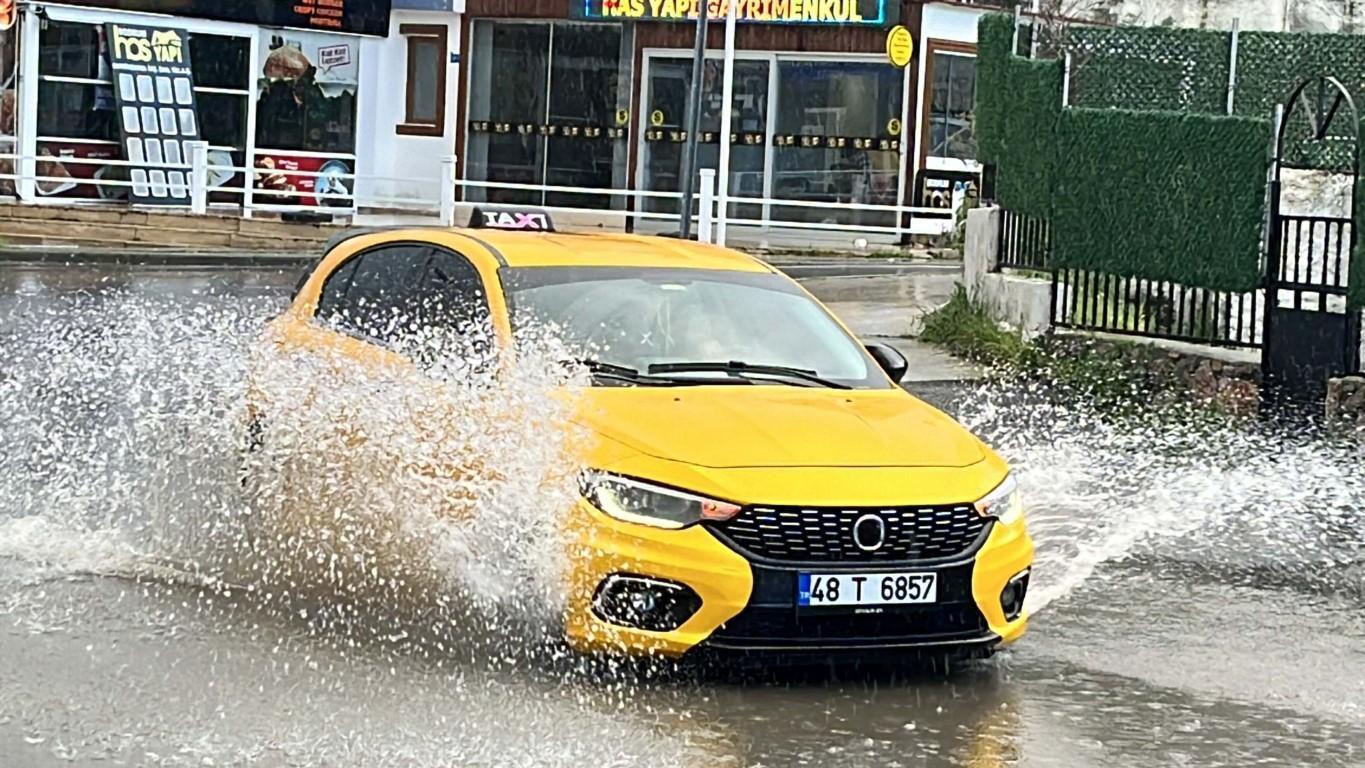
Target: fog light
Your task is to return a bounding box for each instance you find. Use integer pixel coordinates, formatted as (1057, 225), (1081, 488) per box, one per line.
(1000, 569), (1030, 621)
(592, 574), (701, 632)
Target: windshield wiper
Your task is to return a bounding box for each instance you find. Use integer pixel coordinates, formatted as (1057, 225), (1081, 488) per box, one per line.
(647, 361), (851, 390)
(571, 359), (747, 387)
(571, 358), (666, 386)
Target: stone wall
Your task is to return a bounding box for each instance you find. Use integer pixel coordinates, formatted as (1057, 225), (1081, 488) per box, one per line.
(1326, 375), (1365, 437)
(1038, 333), (1263, 415)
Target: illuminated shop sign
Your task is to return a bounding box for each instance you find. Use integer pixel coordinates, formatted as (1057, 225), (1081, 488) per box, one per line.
(61, 0), (393, 37)
(573, 0), (894, 26)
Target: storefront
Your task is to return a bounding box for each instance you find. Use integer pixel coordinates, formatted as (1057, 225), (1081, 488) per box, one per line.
(6, 0), (397, 211)
(458, 0), (934, 236)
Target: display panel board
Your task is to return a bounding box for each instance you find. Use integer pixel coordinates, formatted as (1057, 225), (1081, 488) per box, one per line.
(105, 23), (203, 205)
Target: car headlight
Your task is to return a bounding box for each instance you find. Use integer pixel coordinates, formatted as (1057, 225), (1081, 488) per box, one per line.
(975, 473), (1023, 525)
(580, 472), (741, 529)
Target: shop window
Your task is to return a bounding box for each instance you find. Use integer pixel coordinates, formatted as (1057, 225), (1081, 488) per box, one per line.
(641, 57), (769, 223)
(2, 11), (18, 197)
(398, 24), (447, 136)
(189, 35), (249, 91)
(254, 31), (359, 155)
(39, 21), (103, 79)
(30, 20), (251, 202)
(771, 60), (903, 227)
(253, 29), (361, 209)
(190, 34), (250, 204)
(465, 21), (631, 210)
(927, 52), (977, 161)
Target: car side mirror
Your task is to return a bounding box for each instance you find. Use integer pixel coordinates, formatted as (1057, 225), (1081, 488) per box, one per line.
(865, 342), (908, 383)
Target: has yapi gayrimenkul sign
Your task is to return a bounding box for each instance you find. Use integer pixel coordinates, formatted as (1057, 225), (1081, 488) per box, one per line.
(575, 0), (894, 25)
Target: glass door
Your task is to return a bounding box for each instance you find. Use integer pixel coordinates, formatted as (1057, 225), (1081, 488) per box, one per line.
(771, 59), (903, 228)
(641, 55), (769, 224)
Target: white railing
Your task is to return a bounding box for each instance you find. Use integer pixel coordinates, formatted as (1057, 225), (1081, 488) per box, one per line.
(0, 151), (958, 247)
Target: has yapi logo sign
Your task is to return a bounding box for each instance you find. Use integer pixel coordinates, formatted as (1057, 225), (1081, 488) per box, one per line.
(470, 208), (556, 232)
(110, 25), (186, 65)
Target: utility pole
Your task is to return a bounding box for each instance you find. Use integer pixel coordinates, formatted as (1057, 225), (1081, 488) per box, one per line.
(715, 0), (738, 246)
(677, 2), (709, 239)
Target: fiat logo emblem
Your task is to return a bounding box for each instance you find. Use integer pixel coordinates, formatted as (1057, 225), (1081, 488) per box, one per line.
(852, 513), (886, 552)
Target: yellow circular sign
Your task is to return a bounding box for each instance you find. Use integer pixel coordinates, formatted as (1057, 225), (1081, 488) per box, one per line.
(886, 26), (914, 69)
(650, 110), (665, 127)
(615, 109), (630, 127)
(887, 118), (902, 136)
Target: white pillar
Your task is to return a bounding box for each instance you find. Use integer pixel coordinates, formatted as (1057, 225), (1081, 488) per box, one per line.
(698, 167), (716, 244)
(715, 0), (739, 247)
(440, 155), (458, 226)
(188, 141), (209, 215)
(894, 59), (912, 242)
(16, 6), (39, 202)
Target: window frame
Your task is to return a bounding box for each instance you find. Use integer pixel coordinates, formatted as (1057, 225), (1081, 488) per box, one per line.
(397, 23), (448, 137)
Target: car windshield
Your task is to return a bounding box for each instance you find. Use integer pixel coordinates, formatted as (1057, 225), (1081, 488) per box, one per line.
(503, 266), (888, 389)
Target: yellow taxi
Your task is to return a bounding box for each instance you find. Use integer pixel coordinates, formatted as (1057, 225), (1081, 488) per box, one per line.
(250, 208), (1033, 662)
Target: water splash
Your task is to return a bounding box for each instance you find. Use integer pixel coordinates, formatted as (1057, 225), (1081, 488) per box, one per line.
(952, 381), (1365, 614)
(0, 284), (588, 656)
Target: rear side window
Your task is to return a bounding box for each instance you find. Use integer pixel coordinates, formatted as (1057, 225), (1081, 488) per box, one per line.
(313, 244), (493, 356)
(339, 246), (432, 340)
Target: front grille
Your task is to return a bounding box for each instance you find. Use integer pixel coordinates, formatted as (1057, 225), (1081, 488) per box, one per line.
(709, 504), (991, 564)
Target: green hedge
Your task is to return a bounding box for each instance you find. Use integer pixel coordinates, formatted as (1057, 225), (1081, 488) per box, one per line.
(1051, 109), (1271, 293)
(976, 14), (1062, 219)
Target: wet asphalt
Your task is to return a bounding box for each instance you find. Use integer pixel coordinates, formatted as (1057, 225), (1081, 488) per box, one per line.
(0, 263), (1363, 768)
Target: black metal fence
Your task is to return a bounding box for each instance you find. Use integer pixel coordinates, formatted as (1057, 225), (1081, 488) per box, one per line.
(1051, 268), (1265, 348)
(997, 208), (1051, 271)
(995, 206), (1268, 349)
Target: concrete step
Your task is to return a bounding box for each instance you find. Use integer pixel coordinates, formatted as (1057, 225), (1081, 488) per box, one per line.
(0, 201), (343, 250)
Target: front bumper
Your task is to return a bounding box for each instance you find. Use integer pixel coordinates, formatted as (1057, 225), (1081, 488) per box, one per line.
(563, 499), (1034, 658)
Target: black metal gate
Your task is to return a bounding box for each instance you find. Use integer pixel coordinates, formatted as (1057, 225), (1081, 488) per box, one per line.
(1262, 76), (1363, 409)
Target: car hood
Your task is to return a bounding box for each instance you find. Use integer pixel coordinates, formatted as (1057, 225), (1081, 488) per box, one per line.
(572, 386), (986, 469)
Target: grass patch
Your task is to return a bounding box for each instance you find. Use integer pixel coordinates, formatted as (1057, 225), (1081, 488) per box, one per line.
(919, 285), (1259, 423)
(919, 285), (1036, 368)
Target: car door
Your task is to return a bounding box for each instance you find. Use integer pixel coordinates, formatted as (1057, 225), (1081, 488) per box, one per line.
(315, 243), (499, 500)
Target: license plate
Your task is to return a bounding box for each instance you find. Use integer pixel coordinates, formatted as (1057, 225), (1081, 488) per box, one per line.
(797, 572), (937, 607)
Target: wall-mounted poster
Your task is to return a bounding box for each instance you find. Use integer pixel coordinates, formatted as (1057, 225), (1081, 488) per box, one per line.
(253, 29), (359, 208)
(105, 23), (203, 205)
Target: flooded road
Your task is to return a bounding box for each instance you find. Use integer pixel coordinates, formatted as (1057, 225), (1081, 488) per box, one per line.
(1, 263), (1363, 768)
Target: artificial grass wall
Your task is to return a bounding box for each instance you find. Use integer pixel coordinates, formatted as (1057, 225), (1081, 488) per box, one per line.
(1050, 109), (1271, 293)
(976, 14), (1062, 219)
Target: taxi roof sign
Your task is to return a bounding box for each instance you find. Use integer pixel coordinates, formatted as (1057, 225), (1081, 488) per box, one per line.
(468, 207), (556, 233)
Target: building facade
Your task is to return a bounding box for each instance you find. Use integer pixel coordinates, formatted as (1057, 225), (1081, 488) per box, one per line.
(456, 0), (994, 237)
(1, 0), (995, 236)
